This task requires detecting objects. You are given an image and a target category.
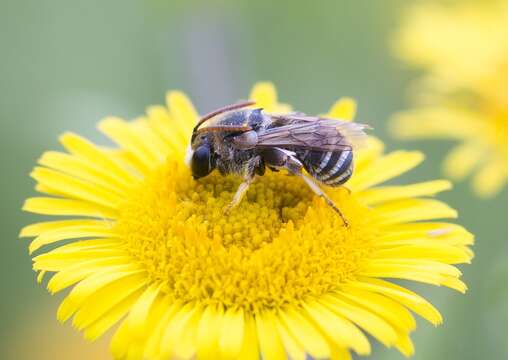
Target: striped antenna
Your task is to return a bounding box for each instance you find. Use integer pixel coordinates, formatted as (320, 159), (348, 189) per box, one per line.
(193, 101), (256, 134)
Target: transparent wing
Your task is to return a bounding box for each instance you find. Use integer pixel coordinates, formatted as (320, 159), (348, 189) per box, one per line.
(256, 115), (370, 152)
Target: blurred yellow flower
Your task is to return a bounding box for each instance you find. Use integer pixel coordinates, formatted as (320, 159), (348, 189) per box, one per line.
(22, 82), (473, 359)
(391, 1), (508, 197)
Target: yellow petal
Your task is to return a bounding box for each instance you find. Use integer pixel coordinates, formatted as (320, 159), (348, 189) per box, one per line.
(38, 151), (132, 194)
(255, 311), (287, 360)
(111, 294), (170, 359)
(59, 132), (138, 182)
(38, 238), (121, 253)
(161, 304), (201, 359)
(302, 300), (371, 355)
(278, 308), (330, 359)
(98, 117), (156, 173)
(349, 151), (424, 191)
(337, 288), (416, 332)
(373, 198), (457, 225)
(362, 258), (461, 276)
(23, 197), (117, 219)
(355, 136), (385, 172)
(146, 105), (186, 153)
(30, 166), (121, 208)
(472, 159), (508, 197)
(34, 183), (69, 198)
(219, 307), (245, 359)
(394, 333), (415, 357)
(390, 107), (481, 140)
(20, 219), (111, 238)
(72, 273), (147, 329)
(274, 316), (307, 360)
(197, 305), (223, 360)
(166, 90), (198, 139)
(373, 243), (472, 264)
(440, 276), (468, 293)
(321, 294), (398, 347)
(237, 312), (260, 360)
(249, 82), (278, 109)
(57, 268), (144, 322)
(36, 270), (46, 283)
(47, 260), (133, 294)
(33, 252), (128, 272)
(325, 97), (357, 121)
(357, 180), (452, 206)
(350, 278), (442, 325)
(28, 222), (117, 254)
(110, 320), (131, 359)
(83, 287), (144, 341)
(33, 239), (124, 265)
(331, 346), (352, 360)
(381, 222), (473, 246)
(144, 301), (182, 359)
(130, 119), (169, 162)
(442, 142), (484, 180)
(126, 283), (162, 337)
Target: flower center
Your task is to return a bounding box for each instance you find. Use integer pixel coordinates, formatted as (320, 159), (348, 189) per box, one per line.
(116, 159), (376, 311)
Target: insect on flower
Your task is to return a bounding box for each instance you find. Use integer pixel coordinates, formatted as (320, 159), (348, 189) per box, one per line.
(21, 83), (473, 360)
(188, 101), (371, 226)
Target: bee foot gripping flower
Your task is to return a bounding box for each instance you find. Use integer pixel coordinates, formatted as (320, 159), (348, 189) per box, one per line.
(22, 82), (473, 359)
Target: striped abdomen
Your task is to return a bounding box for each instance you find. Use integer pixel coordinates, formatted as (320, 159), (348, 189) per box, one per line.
(299, 150), (353, 187)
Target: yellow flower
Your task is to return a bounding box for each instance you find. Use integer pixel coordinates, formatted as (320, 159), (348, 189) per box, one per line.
(22, 82), (473, 360)
(393, 1), (508, 103)
(391, 2), (508, 197)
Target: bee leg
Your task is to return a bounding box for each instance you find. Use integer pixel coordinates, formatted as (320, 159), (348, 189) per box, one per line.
(224, 156), (261, 214)
(341, 185), (352, 195)
(224, 176), (254, 214)
(262, 148), (349, 226)
(300, 173), (349, 227)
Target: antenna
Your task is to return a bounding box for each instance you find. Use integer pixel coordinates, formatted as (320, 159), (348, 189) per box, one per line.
(192, 100), (256, 134)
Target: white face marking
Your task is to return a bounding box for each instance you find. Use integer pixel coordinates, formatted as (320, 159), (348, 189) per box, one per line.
(185, 144), (193, 167)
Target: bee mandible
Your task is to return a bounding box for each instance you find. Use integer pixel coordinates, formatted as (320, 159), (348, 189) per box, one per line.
(187, 101), (370, 226)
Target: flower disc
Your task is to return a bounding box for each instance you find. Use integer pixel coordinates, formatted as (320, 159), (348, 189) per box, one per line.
(22, 82), (473, 360)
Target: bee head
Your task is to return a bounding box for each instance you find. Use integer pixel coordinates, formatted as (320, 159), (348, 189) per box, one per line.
(188, 101), (258, 180)
(189, 138), (216, 180)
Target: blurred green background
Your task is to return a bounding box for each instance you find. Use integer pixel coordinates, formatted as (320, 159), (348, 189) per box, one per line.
(2, 0), (506, 359)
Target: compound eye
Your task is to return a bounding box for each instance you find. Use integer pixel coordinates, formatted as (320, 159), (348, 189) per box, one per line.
(191, 145), (214, 179)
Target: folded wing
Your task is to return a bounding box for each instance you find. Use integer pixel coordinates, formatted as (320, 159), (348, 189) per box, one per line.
(256, 116), (370, 152)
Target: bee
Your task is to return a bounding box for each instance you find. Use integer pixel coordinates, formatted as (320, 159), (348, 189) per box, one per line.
(187, 101), (370, 226)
